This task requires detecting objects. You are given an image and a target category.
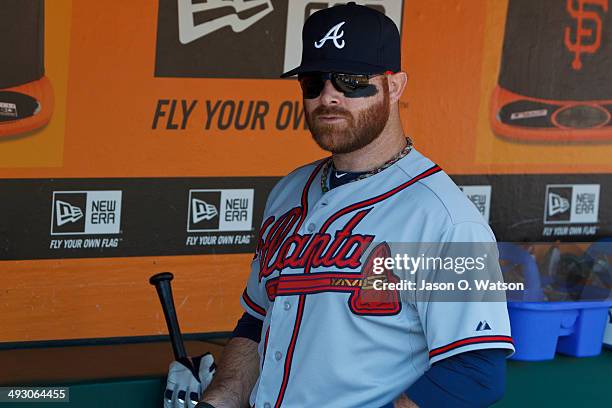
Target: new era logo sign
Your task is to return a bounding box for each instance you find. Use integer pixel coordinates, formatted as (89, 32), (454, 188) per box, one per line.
(192, 198), (219, 224)
(460, 185), (492, 223)
(51, 191), (122, 235)
(55, 200), (84, 226)
(187, 189), (254, 232)
(177, 0), (274, 44)
(155, 0), (283, 78)
(544, 184), (599, 224)
(548, 193), (570, 217)
(51, 193), (87, 234)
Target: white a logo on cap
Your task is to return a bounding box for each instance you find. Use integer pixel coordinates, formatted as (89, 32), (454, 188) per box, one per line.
(315, 21), (346, 49)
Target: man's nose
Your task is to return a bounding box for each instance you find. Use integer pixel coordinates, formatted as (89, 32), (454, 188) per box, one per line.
(319, 80), (342, 105)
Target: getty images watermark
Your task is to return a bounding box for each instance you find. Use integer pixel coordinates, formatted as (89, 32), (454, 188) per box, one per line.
(362, 242), (523, 302)
(362, 242), (612, 302)
(371, 252), (522, 292)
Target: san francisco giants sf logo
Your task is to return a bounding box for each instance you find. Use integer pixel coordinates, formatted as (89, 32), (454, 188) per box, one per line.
(564, 0), (609, 71)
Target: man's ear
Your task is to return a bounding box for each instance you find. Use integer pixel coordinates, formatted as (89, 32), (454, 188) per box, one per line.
(387, 71), (408, 104)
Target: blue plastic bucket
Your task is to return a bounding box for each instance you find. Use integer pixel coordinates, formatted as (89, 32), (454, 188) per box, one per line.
(508, 301), (612, 360)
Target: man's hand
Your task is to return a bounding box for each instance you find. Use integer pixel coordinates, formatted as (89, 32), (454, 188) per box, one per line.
(165, 353), (216, 408)
(198, 337), (259, 408)
(394, 393), (419, 408)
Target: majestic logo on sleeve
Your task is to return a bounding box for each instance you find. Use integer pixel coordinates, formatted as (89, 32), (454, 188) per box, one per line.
(255, 207), (374, 279)
(564, 0), (608, 70)
(314, 21), (346, 49)
(476, 321), (492, 331)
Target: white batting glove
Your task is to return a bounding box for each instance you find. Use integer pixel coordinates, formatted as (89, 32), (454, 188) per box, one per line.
(164, 353), (216, 408)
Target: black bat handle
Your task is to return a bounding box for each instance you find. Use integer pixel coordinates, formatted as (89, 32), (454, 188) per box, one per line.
(149, 272), (188, 361)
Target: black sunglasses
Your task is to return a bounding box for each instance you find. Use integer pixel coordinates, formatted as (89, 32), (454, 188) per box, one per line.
(298, 72), (389, 99)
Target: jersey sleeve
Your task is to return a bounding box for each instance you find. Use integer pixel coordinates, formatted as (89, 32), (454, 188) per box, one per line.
(239, 179), (286, 321)
(414, 222), (515, 364)
(239, 255), (268, 321)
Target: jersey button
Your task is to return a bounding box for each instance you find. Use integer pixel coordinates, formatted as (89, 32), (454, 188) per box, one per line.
(307, 223), (316, 232)
(274, 351), (283, 361)
(283, 301), (291, 310)
(264, 403), (271, 408)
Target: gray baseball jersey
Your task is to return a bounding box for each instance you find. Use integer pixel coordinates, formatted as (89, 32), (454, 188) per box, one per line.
(241, 149), (514, 408)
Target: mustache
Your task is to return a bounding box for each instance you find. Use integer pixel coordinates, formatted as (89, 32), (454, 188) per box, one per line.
(312, 105), (351, 118)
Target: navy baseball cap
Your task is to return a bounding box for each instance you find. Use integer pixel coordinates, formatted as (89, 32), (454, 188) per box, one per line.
(280, 2), (401, 77)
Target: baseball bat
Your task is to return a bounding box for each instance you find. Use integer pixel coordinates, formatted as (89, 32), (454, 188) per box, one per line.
(149, 272), (188, 361)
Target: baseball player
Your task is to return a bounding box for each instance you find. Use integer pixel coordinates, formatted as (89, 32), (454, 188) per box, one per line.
(168, 3), (516, 407)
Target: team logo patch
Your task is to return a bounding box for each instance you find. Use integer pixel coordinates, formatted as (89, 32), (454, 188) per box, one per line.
(564, 0), (608, 71)
(314, 21), (346, 49)
(349, 242), (401, 315)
